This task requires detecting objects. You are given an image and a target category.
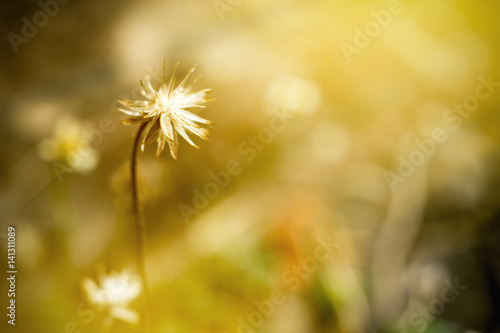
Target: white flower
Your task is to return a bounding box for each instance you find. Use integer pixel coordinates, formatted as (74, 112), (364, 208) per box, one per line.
(82, 269), (141, 324)
(118, 61), (214, 159)
(37, 116), (99, 174)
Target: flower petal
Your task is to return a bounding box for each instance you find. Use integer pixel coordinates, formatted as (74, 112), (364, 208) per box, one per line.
(141, 115), (159, 151)
(111, 307), (139, 324)
(120, 117), (148, 125)
(156, 132), (166, 157)
(175, 109), (214, 125)
(167, 130), (178, 160)
(175, 66), (196, 91)
(140, 75), (155, 97)
(186, 125), (209, 140)
(117, 108), (142, 116)
(173, 121), (198, 148)
(119, 100), (149, 108)
(164, 61), (180, 98)
(160, 113), (174, 141)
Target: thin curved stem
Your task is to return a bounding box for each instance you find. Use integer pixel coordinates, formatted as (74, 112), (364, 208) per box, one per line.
(131, 122), (151, 333)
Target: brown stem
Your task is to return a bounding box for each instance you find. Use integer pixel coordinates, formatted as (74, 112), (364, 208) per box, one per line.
(131, 122), (151, 333)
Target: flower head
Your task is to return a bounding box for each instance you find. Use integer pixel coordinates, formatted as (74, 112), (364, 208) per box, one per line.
(118, 61), (214, 159)
(82, 269), (141, 324)
(37, 116), (99, 174)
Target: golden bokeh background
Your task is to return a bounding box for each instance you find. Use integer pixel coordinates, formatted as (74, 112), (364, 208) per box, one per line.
(1, 0), (500, 332)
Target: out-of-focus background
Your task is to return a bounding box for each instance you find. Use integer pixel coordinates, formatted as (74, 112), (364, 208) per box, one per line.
(1, 0), (500, 332)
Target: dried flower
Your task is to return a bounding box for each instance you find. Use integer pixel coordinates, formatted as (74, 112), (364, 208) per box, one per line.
(118, 61), (214, 159)
(82, 269), (141, 324)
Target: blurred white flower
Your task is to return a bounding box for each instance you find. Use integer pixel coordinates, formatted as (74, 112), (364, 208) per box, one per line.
(82, 269), (141, 324)
(37, 116), (99, 174)
(118, 61), (214, 159)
